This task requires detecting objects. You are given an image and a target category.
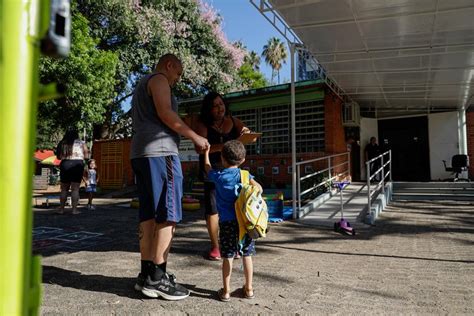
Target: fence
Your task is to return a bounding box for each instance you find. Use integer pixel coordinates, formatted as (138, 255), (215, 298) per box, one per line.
(295, 152), (351, 214)
(366, 150), (392, 211)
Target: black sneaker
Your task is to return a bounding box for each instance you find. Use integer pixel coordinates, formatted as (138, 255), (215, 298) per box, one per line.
(134, 273), (146, 291)
(135, 272), (177, 291)
(141, 274), (190, 300)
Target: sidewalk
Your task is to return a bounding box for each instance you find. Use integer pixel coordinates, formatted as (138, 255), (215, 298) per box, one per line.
(35, 198), (474, 314)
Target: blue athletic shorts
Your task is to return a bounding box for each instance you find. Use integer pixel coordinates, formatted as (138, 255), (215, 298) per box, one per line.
(131, 156), (183, 223)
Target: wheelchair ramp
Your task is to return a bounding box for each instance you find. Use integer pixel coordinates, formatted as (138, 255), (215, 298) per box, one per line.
(298, 183), (370, 228)
(393, 182), (474, 201)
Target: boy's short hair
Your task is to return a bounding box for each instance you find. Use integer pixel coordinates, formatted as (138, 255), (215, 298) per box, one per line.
(222, 140), (246, 166)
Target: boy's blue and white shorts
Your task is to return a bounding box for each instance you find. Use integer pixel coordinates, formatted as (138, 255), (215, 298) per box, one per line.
(131, 156), (183, 223)
(219, 220), (256, 258)
(85, 184), (97, 193)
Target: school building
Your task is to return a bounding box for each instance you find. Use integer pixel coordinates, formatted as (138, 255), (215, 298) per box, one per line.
(93, 79), (474, 190)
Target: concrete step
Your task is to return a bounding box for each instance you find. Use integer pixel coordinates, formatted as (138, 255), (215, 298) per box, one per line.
(392, 192), (474, 201)
(394, 188), (474, 194)
(393, 181), (473, 189)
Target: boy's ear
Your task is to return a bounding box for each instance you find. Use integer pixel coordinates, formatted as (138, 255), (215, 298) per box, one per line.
(240, 158), (246, 165)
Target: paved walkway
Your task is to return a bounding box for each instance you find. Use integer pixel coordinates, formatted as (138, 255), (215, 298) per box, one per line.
(35, 197), (474, 314)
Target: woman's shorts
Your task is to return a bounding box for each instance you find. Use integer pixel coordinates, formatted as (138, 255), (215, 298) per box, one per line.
(219, 220), (256, 258)
(60, 160), (84, 183)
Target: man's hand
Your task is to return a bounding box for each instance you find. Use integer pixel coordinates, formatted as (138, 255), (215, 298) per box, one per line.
(192, 135), (210, 153)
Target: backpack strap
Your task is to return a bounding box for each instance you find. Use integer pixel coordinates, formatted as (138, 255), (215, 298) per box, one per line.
(240, 170), (250, 185)
(235, 170), (250, 197)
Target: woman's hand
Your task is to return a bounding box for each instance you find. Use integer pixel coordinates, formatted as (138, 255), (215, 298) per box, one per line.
(240, 126), (251, 135)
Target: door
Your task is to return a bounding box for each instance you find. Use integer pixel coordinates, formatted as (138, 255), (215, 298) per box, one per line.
(378, 116), (430, 181)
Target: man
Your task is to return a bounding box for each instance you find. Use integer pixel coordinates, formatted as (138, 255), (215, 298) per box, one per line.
(130, 54), (209, 300)
(365, 136), (381, 182)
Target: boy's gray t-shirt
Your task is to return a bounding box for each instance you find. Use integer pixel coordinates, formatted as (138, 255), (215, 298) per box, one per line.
(130, 73), (180, 159)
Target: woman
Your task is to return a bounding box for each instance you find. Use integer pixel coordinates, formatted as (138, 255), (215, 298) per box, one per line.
(56, 129), (89, 214)
(195, 92), (249, 260)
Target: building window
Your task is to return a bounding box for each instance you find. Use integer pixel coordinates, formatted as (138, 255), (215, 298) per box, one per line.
(233, 99), (325, 155)
(231, 108), (258, 155)
(257, 167), (265, 175)
(272, 166), (279, 175)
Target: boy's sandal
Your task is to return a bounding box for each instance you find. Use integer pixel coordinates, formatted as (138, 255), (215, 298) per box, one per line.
(242, 286), (254, 299)
(218, 288), (230, 302)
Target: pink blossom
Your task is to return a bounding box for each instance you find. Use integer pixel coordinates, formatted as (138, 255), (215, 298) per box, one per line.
(197, 0), (245, 68)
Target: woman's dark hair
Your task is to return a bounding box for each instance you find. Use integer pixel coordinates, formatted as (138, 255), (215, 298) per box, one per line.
(199, 92), (229, 127)
(58, 129), (79, 158)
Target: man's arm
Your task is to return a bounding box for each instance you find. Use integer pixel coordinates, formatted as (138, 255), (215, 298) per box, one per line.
(148, 75), (209, 150)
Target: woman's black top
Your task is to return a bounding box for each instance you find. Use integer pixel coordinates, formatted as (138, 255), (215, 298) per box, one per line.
(199, 116), (240, 180)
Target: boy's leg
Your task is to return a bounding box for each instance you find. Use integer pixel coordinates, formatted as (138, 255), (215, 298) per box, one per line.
(241, 234), (256, 297)
(222, 258), (233, 297)
(243, 256), (253, 295)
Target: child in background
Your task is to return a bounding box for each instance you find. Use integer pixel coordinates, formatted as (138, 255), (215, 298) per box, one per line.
(83, 159), (99, 210)
(204, 140), (263, 302)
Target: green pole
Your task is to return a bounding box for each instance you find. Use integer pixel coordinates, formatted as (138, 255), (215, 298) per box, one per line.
(0, 0), (49, 314)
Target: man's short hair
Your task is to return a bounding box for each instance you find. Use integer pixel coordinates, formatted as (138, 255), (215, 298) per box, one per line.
(157, 53), (181, 67)
(222, 140), (246, 166)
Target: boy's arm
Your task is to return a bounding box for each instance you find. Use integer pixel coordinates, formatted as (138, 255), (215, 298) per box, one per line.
(249, 178), (263, 193)
(203, 146), (212, 174)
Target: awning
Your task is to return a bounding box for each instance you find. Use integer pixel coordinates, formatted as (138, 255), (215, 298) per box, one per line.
(253, 0), (474, 117)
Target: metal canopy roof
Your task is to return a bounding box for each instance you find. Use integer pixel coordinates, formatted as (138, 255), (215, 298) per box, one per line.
(254, 0), (474, 116)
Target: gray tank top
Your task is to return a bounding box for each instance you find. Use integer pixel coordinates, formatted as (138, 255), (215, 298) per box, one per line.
(130, 73), (180, 159)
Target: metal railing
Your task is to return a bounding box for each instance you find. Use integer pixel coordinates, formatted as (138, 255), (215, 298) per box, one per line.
(295, 152), (351, 216)
(366, 150), (392, 211)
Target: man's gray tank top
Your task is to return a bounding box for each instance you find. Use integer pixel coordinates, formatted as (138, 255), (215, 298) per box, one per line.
(130, 73), (180, 159)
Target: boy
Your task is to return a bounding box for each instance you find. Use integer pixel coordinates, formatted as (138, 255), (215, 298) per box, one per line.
(204, 140), (263, 301)
(83, 159), (99, 210)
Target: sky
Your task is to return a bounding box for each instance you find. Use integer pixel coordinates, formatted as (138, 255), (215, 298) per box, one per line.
(204, 0), (291, 84)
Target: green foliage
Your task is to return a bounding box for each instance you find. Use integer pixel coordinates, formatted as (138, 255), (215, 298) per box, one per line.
(37, 12), (118, 149)
(262, 37), (288, 84)
(238, 63), (268, 89)
(38, 0), (250, 144)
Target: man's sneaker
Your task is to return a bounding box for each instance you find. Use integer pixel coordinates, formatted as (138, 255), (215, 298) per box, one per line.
(141, 274), (190, 301)
(134, 273), (146, 291)
(135, 272), (176, 291)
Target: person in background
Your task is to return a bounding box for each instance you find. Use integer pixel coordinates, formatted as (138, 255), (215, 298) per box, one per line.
(83, 159), (99, 210)
(193, 92), (250, 261)
(365, 136), (381, 182)
(56, 129), (89, 215)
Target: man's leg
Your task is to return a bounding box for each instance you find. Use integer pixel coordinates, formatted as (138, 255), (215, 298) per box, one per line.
(140, 156), (189, 300)
(152, 221), (175, 266)
(139, 219), (155, 261)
